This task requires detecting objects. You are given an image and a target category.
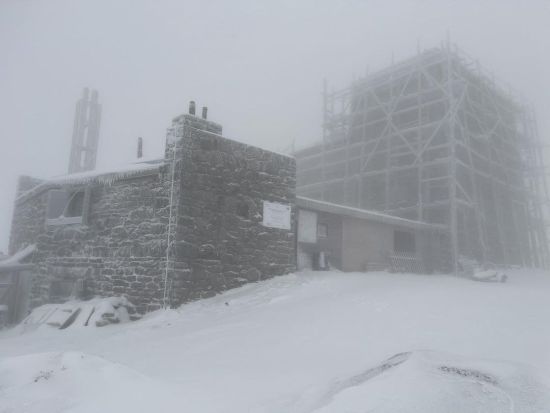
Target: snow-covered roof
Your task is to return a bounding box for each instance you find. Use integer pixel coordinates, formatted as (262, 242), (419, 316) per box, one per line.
(48, 158), (165, 186)
(0, 244), (35, 271)
(297, 196), (448, 232)
(16, 159), (166, 204)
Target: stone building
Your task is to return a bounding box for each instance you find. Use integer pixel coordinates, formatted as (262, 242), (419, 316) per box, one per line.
(6, 107), (296, 315)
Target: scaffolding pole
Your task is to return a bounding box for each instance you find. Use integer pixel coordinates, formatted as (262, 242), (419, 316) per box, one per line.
(295, 43), (550, 270)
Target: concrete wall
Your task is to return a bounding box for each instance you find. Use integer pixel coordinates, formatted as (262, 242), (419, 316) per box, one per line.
(296, 210), (435, 273)
(341, 217), (443, 273)
(341, 218), (395, 271)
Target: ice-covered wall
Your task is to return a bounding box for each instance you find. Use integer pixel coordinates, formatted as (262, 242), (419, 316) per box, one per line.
(9, 113), (297, 313)
(167, 114), (297, 305)
(10, 171), (172, 313)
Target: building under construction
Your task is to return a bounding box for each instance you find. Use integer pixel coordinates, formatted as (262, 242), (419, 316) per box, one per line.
(295, 42), (549, 270)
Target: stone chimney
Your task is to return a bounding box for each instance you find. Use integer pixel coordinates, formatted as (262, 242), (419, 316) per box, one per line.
(137, 137), (143, 159)
(164, 101), (222, 160)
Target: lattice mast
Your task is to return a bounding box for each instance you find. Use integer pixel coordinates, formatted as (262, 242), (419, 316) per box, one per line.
(68, 88), (102, 174)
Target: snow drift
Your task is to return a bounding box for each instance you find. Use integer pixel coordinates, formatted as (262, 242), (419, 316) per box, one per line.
(0, 351), (181, 413)
(1, 269), (550, 412)
(16, 297), (137, 333)
(311, 351), (550, 412)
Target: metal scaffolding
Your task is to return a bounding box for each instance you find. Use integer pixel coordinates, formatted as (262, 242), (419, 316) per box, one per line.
(295, 41), (550, 270)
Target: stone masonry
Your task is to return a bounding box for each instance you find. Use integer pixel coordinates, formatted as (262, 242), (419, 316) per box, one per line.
(167, 114), (296, 304)
(9, 111), (296, 314)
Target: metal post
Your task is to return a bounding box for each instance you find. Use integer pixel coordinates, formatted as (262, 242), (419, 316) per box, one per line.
(446, 40), (459, 275)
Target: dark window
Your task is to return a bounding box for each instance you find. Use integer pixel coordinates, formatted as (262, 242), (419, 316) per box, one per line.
(47, 190), (69, 219)
(394, 230), (416, 253)
(317, 223), (328, 238)
(65, 191), (85, 217)
(237, 203), (249, 218)
(46, 189), (88, 224)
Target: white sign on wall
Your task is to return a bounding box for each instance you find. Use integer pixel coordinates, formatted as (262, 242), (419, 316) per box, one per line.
(262, 201), (291, 230)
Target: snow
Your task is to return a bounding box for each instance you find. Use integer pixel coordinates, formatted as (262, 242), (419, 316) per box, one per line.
(18, 297), (135, 332)
(1, 269), (550, 412)
(0, 352), (182, 413)
(46, 158), (165, 186)
(15, 159), (165, 203)
(0, 244), (35, 268)
(472, 269), (508, 282)
(297, 196), (446, 231)
(312, 351), (550, 412)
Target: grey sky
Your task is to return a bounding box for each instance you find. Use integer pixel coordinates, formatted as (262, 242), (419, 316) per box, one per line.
(1, 0), (550, 253)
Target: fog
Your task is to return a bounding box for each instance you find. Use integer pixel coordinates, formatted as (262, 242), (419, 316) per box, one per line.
(1, 0), (550, 253)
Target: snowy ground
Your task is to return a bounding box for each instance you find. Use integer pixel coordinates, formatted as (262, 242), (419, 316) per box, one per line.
(1, 269), (550, 412)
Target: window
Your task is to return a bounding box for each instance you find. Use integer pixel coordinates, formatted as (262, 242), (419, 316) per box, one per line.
(66, 191), (85, 217)
(46, 189), (89, 225)
(46, 190), (69, 219)
(393, 230), (416, 253)
(317, 223), (328, 238)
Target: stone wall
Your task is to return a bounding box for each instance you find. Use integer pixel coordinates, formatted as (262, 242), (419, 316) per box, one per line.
(9, 113), (297, 313)
(10, 171), (172, 313)
(167, 114), (297, 305)
(9, 176), (48, 257)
